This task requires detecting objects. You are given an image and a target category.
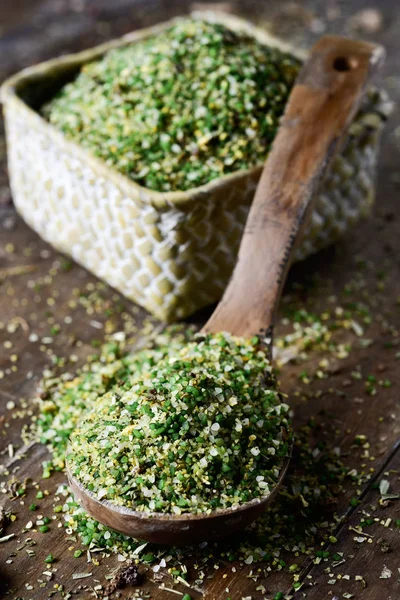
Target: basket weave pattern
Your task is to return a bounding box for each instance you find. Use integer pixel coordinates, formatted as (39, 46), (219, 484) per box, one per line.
(1, 15), (388, 321)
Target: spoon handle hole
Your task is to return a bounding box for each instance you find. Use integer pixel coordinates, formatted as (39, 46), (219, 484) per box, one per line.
(333, 55), (358, 71)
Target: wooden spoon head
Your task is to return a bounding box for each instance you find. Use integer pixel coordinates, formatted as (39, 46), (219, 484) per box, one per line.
(66, 446), (291, 545)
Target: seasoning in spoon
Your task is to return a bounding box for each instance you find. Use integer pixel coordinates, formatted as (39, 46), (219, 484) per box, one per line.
(67, 332), (291, 514)
(42, 19), (301, 192)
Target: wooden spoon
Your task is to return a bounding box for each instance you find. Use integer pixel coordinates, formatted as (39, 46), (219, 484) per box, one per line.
(67, 35), (384, 545)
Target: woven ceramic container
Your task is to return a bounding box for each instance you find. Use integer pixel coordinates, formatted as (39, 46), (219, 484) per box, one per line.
(0, 12), (390, 321)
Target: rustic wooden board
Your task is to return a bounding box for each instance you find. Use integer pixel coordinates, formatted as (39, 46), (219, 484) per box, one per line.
(1, 1), (399, 599)
(299, 447), (400, 599)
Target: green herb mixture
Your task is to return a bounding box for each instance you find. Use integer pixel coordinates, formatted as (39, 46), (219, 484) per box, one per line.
(31, 311), (370, 575)
(67, 332), (290, 514)
(5, 268), (393, 595)
(42, 19), (301, 191)
(37, 326), (195, 475)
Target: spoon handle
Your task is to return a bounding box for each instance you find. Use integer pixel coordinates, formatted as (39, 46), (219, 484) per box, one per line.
(203, 35), (384, 340)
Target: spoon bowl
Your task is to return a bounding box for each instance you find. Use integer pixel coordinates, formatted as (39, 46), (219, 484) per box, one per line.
(68, 449), (290, 545)
(66, 34), (383, 543)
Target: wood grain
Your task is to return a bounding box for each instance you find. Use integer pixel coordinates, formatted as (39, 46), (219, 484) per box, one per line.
(204, 35), (384, 339)
(298, 446), (400, 599)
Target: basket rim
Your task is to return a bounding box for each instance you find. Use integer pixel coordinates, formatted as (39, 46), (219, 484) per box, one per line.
(0, 11), (309, 209)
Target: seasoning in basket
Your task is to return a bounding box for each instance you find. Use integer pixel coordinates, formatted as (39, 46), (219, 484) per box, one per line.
(42, 19), (301, 192)
(3, 14), (389, 322)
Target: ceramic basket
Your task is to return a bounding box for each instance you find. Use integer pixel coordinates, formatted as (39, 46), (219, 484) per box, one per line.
(0, 12), (391, 321)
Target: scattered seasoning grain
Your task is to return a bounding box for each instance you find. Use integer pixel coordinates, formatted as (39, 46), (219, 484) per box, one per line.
(3, 251), (397, 597)
(44, 554), (55, 563)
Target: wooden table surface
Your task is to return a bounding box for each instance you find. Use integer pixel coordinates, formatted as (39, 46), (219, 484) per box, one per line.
(0, 1), (399, 599)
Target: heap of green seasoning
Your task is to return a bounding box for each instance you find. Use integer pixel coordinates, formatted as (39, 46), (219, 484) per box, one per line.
(42, 19), (301, 191)
(67, 332), (291, 514)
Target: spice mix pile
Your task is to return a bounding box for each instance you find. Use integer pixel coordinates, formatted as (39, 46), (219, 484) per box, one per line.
(68, 332), (290, 513)
(42, 19), (301, 191)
